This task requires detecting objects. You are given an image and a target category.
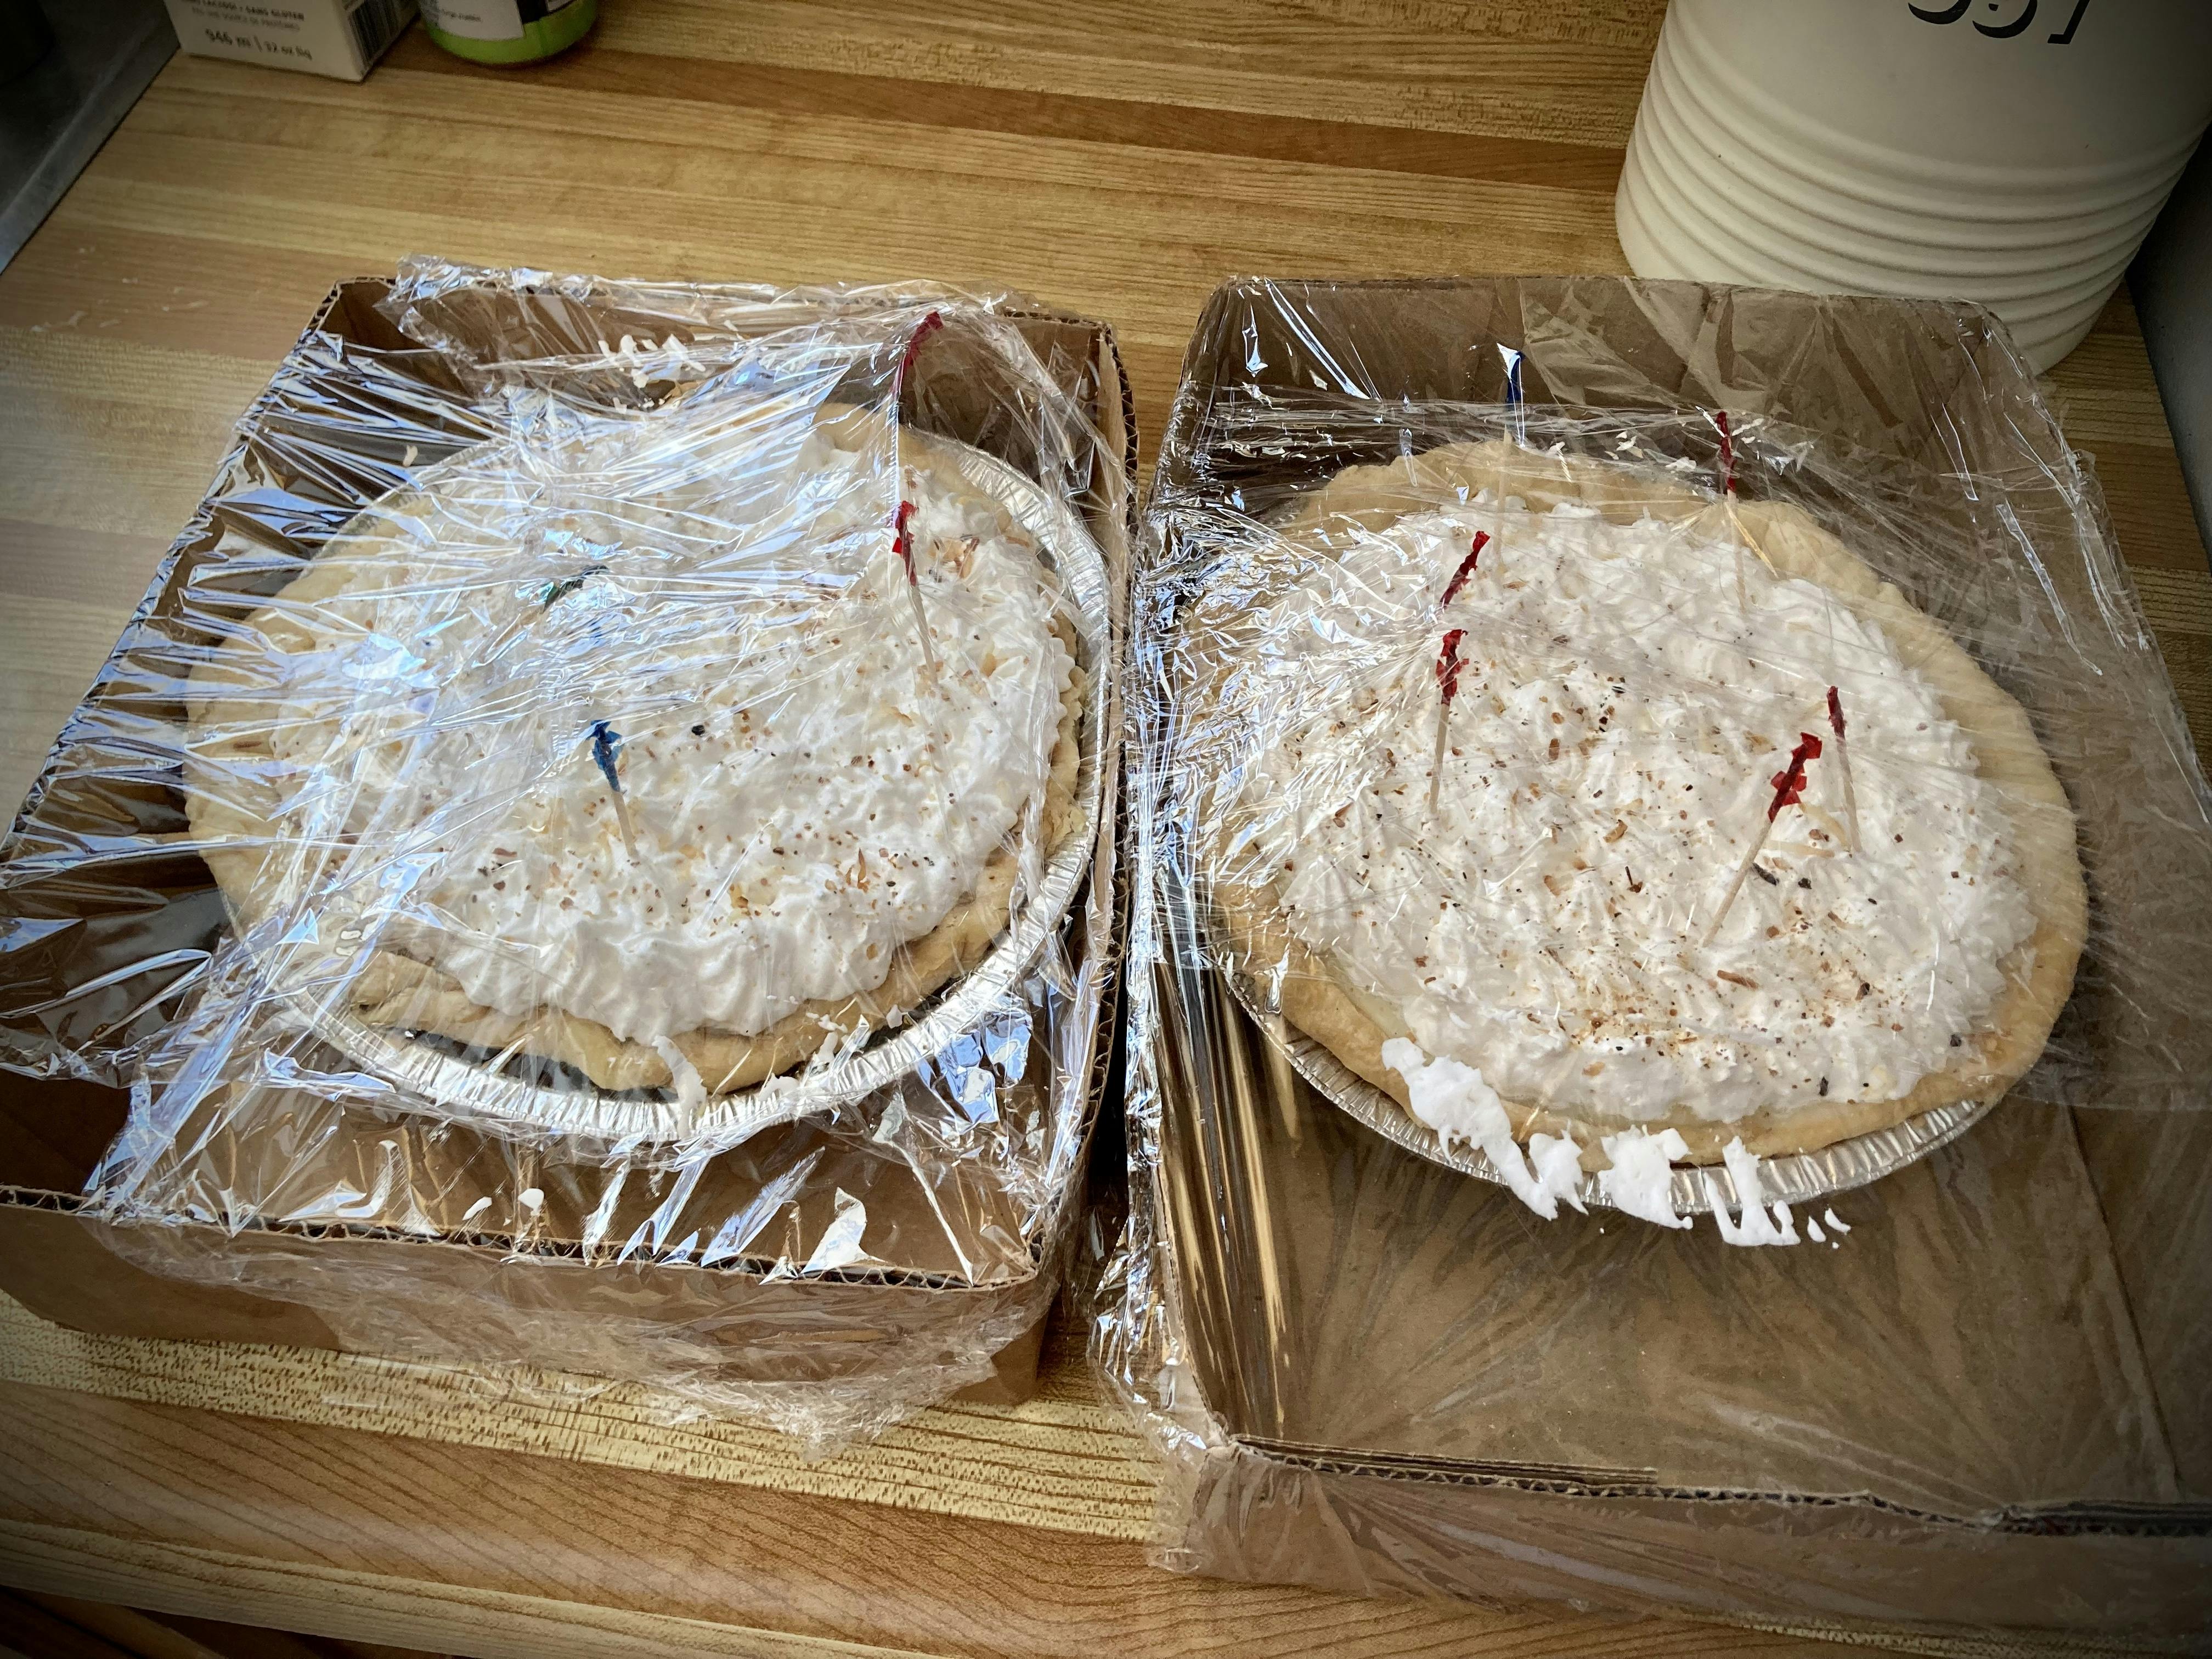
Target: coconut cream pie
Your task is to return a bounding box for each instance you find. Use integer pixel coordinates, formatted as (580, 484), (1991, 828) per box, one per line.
(187, 399), (1086, 1097)
(1194, 439), (2085, 1164)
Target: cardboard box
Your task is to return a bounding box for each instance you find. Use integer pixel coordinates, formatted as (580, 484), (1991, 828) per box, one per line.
(0, 1078), (1051, 1402)
(0, 273), (1135, 1415)
(162, 0), (415, 81)
(1118, 277), (2212, 1643)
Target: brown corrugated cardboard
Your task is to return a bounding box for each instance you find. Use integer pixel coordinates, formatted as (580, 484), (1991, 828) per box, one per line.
(1117, 276), (2212, 1643)
(0, 273), (1135, 1414)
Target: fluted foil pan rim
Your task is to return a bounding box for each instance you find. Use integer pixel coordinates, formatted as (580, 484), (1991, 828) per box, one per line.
(1216, 925), (1996, 1217)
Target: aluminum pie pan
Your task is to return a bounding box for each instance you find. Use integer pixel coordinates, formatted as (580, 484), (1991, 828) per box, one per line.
(1215, 935), (1997, 1218)
(253, 438), (1111, 1147)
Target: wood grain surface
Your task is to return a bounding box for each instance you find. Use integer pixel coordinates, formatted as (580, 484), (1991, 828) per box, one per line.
(1, 1372), (1918, 1659)
(0, 1588), (442, 1659)
(0, 2), (2203, 1655)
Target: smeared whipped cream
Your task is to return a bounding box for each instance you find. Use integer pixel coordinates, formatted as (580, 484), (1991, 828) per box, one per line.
(1387, 1036), (1802, 1240)
(1383, 1037), (1585, 1218)
(1241, 495), (2035, 1122)
(1596, 1127), (1691, 1228)
(262, 413), (1073, 1043)
(1708, 1136), (1798, 1246)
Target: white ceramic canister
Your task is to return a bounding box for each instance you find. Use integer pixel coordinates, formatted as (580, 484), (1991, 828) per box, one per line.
(1617, 0), (2212, 370)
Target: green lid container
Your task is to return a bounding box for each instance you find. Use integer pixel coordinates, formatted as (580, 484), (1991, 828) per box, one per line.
(420, 0), (598, 65)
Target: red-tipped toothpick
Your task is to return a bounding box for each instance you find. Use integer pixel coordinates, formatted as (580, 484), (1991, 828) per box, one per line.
(1426, 533), (1487, 809)
(1711, 409), (1778, 606)
(1440, 531), (1489, 608)
(890, 498), (938, 672)
(893, 309), (943, 409)
(1825, 686), (1861, 855)
(886, 311), (946, 675)
(1715, 409), (1750, 611)
(1705, 731), (1823, 943)
(1429, 627), (1469, 812)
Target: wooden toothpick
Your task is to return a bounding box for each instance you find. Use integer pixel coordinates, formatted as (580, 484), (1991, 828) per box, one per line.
(893, 309), (943, 409)
(890, 498), (939, 673)
(1425, 530), (1490, 811)
(1711, 409), (1779, 612)
(1826, 686), (1861, 855)
(1429, 627), (1469, 813)
(1705, 731), (1822, 944)
(888, 311), (946, 675)
(590, 719), (640, 861)
(1440, 530), (1489, 609)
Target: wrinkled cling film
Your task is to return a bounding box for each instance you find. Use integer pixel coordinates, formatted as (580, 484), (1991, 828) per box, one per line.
(1092, 277), (2212, 1631)
(0, 258), (1130, 1449)
(1150, 398), (2154, 1214)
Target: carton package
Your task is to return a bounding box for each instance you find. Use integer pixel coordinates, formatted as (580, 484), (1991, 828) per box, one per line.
(1096, 276), (2212, 1643)
(0, 263), (1134, 1446)
(163, 0), (416, 80)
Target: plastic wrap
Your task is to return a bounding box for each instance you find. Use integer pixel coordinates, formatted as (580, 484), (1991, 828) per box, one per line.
(1096, 277), (2212, 1638)
(0, 259), (1130, 1448)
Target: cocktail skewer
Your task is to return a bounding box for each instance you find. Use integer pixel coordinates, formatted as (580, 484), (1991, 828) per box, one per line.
(1705, 730), (1822, 943)
(590, 719), (641, 861)
(1425, 529), (1491, 812)
(1440, 530), (1489, 608)
(894, 310), (943, 403)
(888, 311), (946, 676)
(1429, 627), (1469, 813)
(1826, 685), (1861, 855)
(891, 498), (939, 673)
(1711, 409), (1779, 613)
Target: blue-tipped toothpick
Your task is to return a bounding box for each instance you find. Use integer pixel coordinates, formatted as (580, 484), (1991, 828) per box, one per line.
(590, 719), (640, 860)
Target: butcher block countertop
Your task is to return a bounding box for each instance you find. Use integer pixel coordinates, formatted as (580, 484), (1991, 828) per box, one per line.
(1, 4), (2205, 1656)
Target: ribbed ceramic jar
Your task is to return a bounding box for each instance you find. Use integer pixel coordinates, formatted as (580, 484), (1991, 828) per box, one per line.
(1617, 0), (2212, 370)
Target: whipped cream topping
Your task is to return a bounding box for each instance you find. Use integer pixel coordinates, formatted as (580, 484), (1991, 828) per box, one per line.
(1596, 1126), (1691, 1228)
(1385, 1035), (1803, 1239)
(1238, 493), (2035, 1122)
(1382, 1037), (1585, 1218)
(1707, 1136), (1799, 1246)
(261, 411), (1074, 1043)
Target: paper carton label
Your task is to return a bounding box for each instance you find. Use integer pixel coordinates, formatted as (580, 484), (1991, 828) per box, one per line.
(420, 0), (579, 41)
(162, 0), (415, 81)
